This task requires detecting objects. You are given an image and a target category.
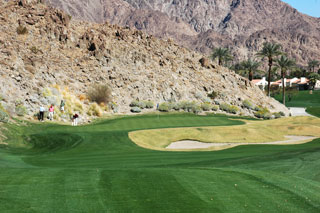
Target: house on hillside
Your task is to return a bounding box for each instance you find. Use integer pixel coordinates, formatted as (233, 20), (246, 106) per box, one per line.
(252, 77), (268, 91)
(315, 80), (320, 90)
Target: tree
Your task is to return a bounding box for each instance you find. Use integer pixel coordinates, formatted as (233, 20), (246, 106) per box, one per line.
(276, 55), (295, 105)
(308, 60), (319, 73)
(308, 73), (320, 90)
(211, 47), (233, 66)
(241, 59), (261, 81)
(256, 42), (283, 97)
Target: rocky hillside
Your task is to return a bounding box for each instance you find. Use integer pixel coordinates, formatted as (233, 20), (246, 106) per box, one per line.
(45, 0), (320, 66)
(0, 0), (288, 121)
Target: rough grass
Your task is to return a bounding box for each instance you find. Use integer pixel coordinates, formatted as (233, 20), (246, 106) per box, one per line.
(129, 117), (320, 151)
(1, 113), (320, 212)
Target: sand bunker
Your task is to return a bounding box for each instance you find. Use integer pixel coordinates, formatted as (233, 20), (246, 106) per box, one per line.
(166, 135), (317, 150)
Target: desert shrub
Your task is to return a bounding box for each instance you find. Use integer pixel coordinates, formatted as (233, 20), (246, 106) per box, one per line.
(219, 103), (230, 112)
(87, 84), (111, 105)
(16, 25), (28, 35)
(180, 101), (197, 112)
(131, 107), (141, 113)
(74, 101), (84, 112)
(79, 94), (87, 101)
(192, 105), (202, 114)
(228, 105), (239, 114)
(254, 105), (263, 112)
(138, 101), (146, 109)
(254, 107), (271, 119)
(130, 100), (139, 107)
(87, 103), (102, 117)
(0, 109), (9, 123)
(243, 100), (254, 110)
(212, 105), (219, 111)
(144, 101), (154, 109)
(279, 111), (285, 116)
(201, 103), (212, 111)
(208, 91), (218, 100)
(15, 105), (27, 116)
(171, 102), (181, 111)
(273, 112), (281, 119)
(202, 97), (212, 103)
(30, 46), (39, 54)
(158, 103), (170, 112)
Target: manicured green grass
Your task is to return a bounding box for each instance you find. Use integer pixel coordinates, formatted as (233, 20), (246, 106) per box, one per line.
(1, 113), (320, 212)
(274, 90), (320, 107)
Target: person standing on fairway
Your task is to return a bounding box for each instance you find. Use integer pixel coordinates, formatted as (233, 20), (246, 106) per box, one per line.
(48, 105), (54, 121)
(39, 106), (45, 121)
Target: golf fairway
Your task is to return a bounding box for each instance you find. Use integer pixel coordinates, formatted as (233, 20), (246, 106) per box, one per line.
(1, 114), (320, 212)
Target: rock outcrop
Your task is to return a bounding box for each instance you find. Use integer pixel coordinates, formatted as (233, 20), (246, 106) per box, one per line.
(0, 0), (289, 118)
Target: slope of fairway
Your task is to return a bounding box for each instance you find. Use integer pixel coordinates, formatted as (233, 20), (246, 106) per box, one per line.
(1, 113), (320, 212)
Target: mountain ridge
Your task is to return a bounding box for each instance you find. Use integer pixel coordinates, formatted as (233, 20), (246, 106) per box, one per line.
(45, 0), (320, 66)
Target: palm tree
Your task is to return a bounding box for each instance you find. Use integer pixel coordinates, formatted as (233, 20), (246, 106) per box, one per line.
(211, 47), (233, 66)
(256, 42), (283, 96)
(308, 60), (319, 73)
(241, 59), (261, 81)
(276, 56), (295, 105)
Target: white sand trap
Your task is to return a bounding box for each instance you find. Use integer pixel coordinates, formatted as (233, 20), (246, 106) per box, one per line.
(166, 136), (318, 150)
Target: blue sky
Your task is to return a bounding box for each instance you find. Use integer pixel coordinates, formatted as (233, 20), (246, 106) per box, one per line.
(281, 0), (320, 17)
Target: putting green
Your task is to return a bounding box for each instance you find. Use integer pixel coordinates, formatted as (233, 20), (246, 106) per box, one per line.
(1, 113), (320, 212)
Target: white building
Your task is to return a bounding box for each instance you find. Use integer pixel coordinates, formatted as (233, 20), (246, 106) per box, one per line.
(252, 77), (268, 91)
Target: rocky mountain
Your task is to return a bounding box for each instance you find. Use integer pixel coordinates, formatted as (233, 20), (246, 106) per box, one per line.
(0, 0), (288, 120)
(45, 0), (320, 66)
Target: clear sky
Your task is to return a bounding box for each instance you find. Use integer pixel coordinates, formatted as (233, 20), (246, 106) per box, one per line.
(281, 0), (320, 17)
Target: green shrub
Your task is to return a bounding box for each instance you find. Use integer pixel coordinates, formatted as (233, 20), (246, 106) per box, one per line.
(16, 25), (28, 35)
(0, 110), (9, 123)
(201, 103), (212, 111)
(279, 111), (285, 116)
(87, 84), (112, 105)
(243, 100), (254, 110)
(15, 105), (27, 116)
(131, 107), (141, 113)
(158, 103), (170, 112)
